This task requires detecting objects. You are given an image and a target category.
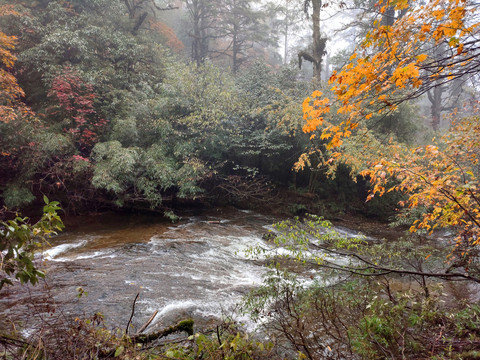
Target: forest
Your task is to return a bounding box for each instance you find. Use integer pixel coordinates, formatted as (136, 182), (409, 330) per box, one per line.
(1, 0), (480, 359)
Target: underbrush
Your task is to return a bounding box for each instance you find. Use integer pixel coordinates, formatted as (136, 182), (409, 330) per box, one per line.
(240, 215), (480, 359)
(243, 272), (480, 359)
(3, 214), (480, 360)
(1, 310), (274, 360)
(3, 279), (478, 360)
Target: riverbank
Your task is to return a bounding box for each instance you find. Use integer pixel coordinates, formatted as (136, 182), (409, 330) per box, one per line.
(2, 204), (480, 359)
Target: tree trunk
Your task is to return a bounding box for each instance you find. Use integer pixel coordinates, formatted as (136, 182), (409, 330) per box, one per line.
(428, 85), (443, 132)
(298, 0), (326, 81)
(131, 319), (194, 344)
(381, 5), (395, 27)
(188, 0), (210, 65)
(284, 20), (288, 64)
(311, 0), (322, 81)
(232, 1), (240, 74)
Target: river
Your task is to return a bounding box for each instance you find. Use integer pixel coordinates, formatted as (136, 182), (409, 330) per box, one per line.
(0, 207), (392, 334)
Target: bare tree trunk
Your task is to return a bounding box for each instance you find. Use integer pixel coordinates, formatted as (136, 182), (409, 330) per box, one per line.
(311, 0), (322, 81)
(428, 85), (443, 132)
(284, 20), (288, 64)
(187, 0), (211, 65)
(298, 0), (326, 81)
(381, 5), (395, 27)
(232, 0), (240, 74)
(233, 23), (239, 73)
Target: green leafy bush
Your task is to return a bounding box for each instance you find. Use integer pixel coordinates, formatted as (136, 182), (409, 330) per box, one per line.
(0, 196), (64, 289)
(164, 321), (274, 360)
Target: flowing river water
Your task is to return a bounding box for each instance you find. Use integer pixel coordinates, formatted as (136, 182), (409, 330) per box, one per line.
(2, 207), (473, 336)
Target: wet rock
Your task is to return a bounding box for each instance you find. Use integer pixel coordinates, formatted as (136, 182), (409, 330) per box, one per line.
(262, 232), (276, 242)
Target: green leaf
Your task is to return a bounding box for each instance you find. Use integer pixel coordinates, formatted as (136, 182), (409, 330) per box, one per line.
(114, 345), (124, 357)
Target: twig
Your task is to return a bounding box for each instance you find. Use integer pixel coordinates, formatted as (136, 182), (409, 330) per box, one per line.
(216, 325), (225, 359)
(136, 310), (158, 335)
(0, 333), (31, 347)
(126, 292), (140, 335)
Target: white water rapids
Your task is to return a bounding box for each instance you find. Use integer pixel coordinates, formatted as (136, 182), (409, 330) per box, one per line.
(0, 208), (370, 333)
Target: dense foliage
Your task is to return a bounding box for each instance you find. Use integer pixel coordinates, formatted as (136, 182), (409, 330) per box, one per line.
(2, 0), (480, 358)
(0, 0), (314, 215)
(0, 0), (427, 218)
(300, 0), (480, 275)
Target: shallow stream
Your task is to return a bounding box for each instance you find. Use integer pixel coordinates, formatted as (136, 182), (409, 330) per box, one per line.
(0, 208), (381, 333)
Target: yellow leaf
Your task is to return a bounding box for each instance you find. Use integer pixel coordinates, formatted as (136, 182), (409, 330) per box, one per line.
(421, 24), (431, 33)
(417, 54), (428, 62)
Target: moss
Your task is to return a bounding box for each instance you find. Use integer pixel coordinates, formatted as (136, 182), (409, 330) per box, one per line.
(133, 319), (194, 344)
(177, 319), (194, 336)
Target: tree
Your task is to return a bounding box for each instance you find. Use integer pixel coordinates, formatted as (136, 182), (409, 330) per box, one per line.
(0, 5), (57, 209)
(425, 44), (467, 131)
(183, 0), (217, 65)
(245, 220), (480, 359)
(47, 66), (107, 155)
(302, 0), (480, 144)
(299, 0), (480, 267)
(149, 19), (185, 53)
(122, 0), (178, 34)
(361, 116), (480, 276)
(212, 0), (271, 74)
(0, 5), (31, 124)
(1, 0), (173, 211)
(298, 0), (327, 81)
(265, 0), (305, 65)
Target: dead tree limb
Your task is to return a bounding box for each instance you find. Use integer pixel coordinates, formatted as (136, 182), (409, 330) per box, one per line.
(136, 310), (158, 335)
(125, 292), (140, 335)
(99, 319), (194, 358)
(130, 319), (194, 344)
